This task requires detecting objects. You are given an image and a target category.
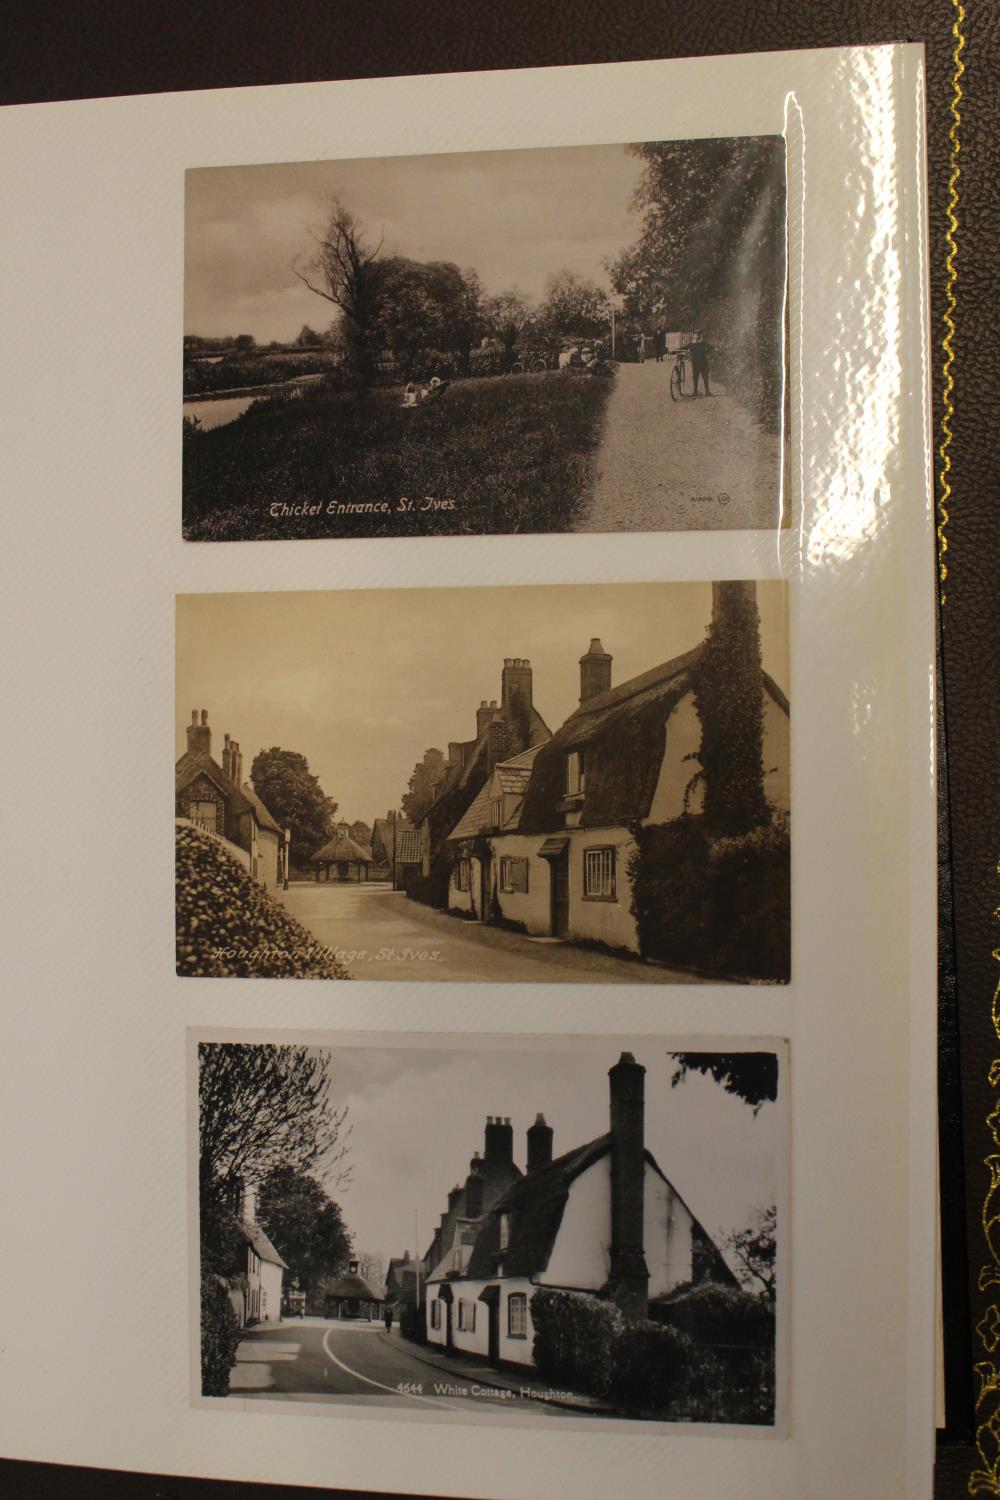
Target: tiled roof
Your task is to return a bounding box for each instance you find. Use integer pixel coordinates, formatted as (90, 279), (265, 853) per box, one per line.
(394, 828), (422, 863)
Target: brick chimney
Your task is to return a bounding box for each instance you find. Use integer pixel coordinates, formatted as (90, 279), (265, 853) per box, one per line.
(464, 1166), (484, 1218)
(231, 740), (243, 787)
(484, 1114), (514, 1170)
(487, 717), (514, 771)
(239, 1181), (257, 1223)
(608, 1052), (649, 1320)
(186, 708), (211, 756)
(477, 699), (500, 737)
(579, 638), (612, 704)
(447, 741), (466, 769)
(221, 732), (234, 781)
(501, 658), (533, 721)
(526, 1113), (554, 1172)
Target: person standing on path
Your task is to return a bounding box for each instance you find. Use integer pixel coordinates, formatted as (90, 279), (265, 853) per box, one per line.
(384, 1306), (394, 1333)
(653, 326), (666, 363)
(690, 331), (712, 396)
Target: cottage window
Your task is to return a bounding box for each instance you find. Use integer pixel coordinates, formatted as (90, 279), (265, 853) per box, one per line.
(457, 1299), (476, 1332)
(499, 857), (529, 894)
(498, 1213), (510, 1250)
(455, 859), (471, 892)
(583, 846), (616, 900)
(491, 797), (503, 828)
(565, 750), (586, 797)
(507, 1292), (528, 1338)
(430, 1299), (442, 1330)
(189, 799), (218, 833)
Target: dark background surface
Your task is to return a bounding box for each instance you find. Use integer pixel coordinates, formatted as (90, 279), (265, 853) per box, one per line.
(3, 3), (997, 1497)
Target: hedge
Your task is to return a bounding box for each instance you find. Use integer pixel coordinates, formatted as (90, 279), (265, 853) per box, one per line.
(201, 1271), (240, 1397)
(399, 1301), (428, 1345)
(531, 1284), (775, 1423)
(629, 815), (790, 982)
(649, 1282), (775, 1348)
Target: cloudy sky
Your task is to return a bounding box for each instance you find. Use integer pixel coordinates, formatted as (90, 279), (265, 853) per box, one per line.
(308, 1040), (784, 1274)
(176, 581), (788, 826)
(184, 143), (647, 344)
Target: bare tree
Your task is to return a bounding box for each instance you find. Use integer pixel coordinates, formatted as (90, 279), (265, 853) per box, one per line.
(356, 1250), (387, 1288)
(292, 198), (384, 383)
(199, 1043), (352, 1193)
(482, 289), (534, 366)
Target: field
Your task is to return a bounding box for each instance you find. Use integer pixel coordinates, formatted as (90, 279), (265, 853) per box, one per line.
(182, 371), (614, 541)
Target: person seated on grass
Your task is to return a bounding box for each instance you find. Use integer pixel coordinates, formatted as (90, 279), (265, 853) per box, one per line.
(423, 375), (450, 402)
(402, 382), (419, 408)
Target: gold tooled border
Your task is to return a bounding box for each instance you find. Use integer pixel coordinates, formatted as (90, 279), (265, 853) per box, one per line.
(938, 0), (965, 609)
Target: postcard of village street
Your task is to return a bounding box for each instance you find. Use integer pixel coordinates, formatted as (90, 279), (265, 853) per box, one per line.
(182, 138), (787, 541)
(175, 579), (789, 984)
(191, 1032), (787, 1432)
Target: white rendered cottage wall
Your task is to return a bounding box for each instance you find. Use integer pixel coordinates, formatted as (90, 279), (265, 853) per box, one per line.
(487, 832), (550, 933)
(646, 689), (790, 824)
(540, 1156), (612, 1291)
(643, 1170), (695, 1297)
(565, 826), (639, 951)
(259, 1259), (283, 1322)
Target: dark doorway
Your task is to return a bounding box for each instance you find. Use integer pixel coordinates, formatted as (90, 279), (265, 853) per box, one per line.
(487, 1293), (500, 1363)
(550, 848), (570, 937)
(337, 861), (349, 881)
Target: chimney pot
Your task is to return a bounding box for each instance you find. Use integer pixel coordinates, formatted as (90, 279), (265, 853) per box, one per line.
(201, 709), (208, 725)
(191, 710), (198, 725)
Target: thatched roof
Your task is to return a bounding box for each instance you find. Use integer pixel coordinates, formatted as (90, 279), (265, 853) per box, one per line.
(311, 834), (372, 864)
(518, 645), (788, 833)
(324, 1270), (381, 1301)
(466, 1136), (613, 1280)
(242, 1219), (288, 1270)
(240, 782), (283, 835)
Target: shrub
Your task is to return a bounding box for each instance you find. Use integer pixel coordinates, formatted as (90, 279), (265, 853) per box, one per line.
(609, 1320), (696, 1414)
(201, 1271), (240, 1397)
(531, 1288), (622, 1399)
(399, 1301), (427, 1344)
(403, 865), (450, 910)
(650, 1282), (775, 1348)
(176, 824), (350, 979)
(629, 814), (790, 981)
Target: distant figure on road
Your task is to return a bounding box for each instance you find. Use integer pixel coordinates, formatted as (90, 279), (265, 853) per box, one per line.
(653, 327), (666, 363)
(690, 332), (712, 396)
(384, 1307), (394, 1332)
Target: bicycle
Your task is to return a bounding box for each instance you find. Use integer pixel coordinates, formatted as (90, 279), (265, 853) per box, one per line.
(510, 350), (550, 375)
(668, 346), (689, 402)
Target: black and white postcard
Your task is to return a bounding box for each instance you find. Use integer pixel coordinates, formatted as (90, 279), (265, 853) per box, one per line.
(192, 1032), (787, 1433)
(176, 580), (789, 984)
(183, 138), (786, 541)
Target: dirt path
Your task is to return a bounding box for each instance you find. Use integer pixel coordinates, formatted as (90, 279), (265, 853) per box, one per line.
(579, 361), (784, 532)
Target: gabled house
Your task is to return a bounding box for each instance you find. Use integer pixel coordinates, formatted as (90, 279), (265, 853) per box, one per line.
(385, 1249), (428, 1312)
(175, 709), (290, 888)
(413, 659), (551, 903)
(225, 1184), (287, 1328)
(445, 584), (789, 953)
(371, 812), (421, 884)
(424, 1053), (734, 1368)
(445, 744), (544, 919)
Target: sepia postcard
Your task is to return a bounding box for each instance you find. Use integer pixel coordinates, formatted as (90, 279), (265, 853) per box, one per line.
(176, 579), (789, 985)
(182, 138), (787, 542)
(191, 1031), (788, 1434)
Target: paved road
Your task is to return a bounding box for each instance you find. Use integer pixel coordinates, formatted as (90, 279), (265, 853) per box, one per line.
(580, 361), (784, 532)
(228, 1319), (583, 1419)
(277, 881), (696, 984)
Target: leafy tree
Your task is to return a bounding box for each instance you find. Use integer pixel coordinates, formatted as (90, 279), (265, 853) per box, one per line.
(199, 1043), (352, 1195)
(692, 582), (769, 835)
(292, 197), (385, 383)
(401, 749), (445, 825)
(724, 1206), (776, 1301)
(608, 138), (785, 420)
(295, 324), (324, 348)
(535, 270), (609, 345)
(371, 258), (483, 375)
(234, 333), (256, 351)
(257, 1166), (352, 1295)
(349, 820), (372, 847)
(669, 1051), (778, 1111)
(250, 746), (336, 864)
(482, 289), (534, 364)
